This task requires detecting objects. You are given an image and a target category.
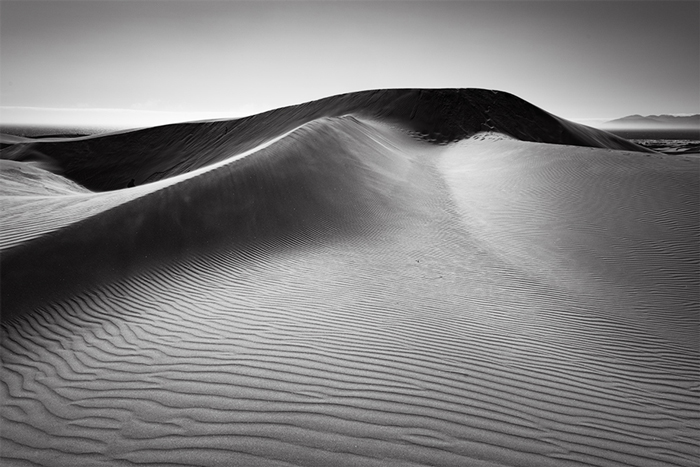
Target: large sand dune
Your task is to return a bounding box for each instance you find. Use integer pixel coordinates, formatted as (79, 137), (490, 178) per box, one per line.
(1, 89), (698, 466)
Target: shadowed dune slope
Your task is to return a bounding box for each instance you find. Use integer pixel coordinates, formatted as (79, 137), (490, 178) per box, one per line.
(1, 91), (698, 467)
(1, 88), (649, 192)
(1, 117), (407, 317)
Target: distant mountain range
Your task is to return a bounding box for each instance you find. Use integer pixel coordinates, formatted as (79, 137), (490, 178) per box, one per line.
(601, 114), (700, 129)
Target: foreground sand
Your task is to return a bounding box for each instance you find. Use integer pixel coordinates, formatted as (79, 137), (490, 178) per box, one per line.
(1, 91), (698, 466)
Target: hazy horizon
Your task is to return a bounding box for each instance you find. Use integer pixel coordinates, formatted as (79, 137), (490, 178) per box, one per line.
(1, 0), (698, 129)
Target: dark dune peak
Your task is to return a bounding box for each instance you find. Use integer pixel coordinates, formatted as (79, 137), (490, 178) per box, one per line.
(1, 88), (649, 192)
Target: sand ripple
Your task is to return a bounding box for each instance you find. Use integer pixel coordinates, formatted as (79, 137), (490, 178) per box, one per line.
(1, 116), (698, 466)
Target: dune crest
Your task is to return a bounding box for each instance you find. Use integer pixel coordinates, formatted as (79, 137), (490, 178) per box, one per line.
(1, 89), (697, 467)
(2, 89), (649, 192)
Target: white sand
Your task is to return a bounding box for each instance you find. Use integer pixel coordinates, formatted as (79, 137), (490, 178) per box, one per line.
(1, 118), (698, 467)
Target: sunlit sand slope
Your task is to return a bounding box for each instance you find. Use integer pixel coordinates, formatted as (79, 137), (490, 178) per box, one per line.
(1, 92), (698, 467)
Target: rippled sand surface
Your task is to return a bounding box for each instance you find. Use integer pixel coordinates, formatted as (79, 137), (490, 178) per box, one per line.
(2, 90), (698, 467)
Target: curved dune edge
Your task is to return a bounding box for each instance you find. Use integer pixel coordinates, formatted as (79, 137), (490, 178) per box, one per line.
(1, 88), (651, 193)
(0, 122), (307, 251)
(2, 114), (699, 466)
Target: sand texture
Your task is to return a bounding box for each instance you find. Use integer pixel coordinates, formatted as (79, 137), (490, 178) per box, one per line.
(1, 89), (698, 466)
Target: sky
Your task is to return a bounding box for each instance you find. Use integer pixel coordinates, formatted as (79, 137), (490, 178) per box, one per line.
(1, 0), (698, 129)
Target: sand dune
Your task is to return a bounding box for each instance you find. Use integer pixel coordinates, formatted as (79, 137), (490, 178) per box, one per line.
(2, 89), (648, 192)
(1, 89), (698, 466)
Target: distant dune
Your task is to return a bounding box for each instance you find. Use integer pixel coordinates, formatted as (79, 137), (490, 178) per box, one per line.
(1, 89), (697, 467)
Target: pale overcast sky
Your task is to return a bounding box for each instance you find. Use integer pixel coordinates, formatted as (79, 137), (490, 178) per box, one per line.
(1, 0), (698, 128)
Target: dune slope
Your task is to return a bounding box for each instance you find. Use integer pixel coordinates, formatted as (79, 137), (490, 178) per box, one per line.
(1, 89), (649, 192)
(1, 90), (698, 467)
